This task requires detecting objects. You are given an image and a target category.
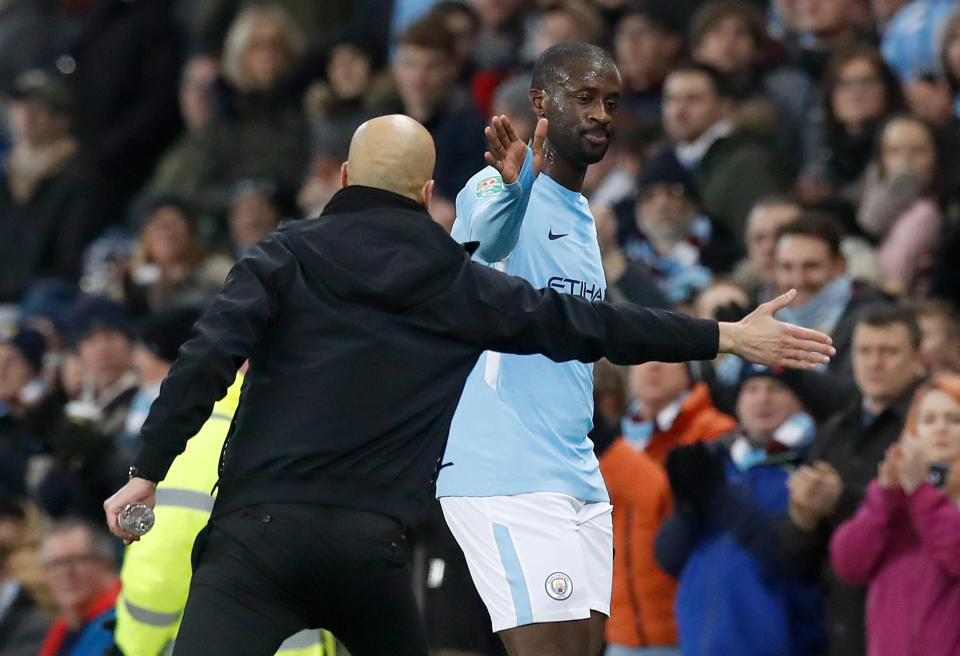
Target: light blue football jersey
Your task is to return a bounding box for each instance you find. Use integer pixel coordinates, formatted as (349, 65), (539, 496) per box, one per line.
(435, 149), (609, 501)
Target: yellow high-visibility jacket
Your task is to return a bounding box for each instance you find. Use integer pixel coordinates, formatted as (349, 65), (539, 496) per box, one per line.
(114, 375), (334, 656)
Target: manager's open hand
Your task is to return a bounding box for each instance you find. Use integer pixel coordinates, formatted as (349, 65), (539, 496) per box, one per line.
(484, 115), (548, 183)
(718, 289), (835, 369)
(104, 477), (157, 545)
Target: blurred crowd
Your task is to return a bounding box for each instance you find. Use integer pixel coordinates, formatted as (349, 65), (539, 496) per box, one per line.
(0, 0), (959, 655)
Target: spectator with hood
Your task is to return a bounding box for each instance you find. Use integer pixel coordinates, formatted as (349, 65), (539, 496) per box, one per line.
(831, 373), (960, 656)
(656, 363), (827, 656)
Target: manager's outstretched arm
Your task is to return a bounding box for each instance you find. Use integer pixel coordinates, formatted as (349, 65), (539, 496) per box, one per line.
(445, 259), (834, 369)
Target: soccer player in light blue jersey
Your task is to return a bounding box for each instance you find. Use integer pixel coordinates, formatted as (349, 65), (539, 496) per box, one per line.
(436, 43), (836, 656)
(437, 44), (624, 656)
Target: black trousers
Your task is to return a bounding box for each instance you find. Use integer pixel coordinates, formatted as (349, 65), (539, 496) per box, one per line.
(172, 503), (428, 656)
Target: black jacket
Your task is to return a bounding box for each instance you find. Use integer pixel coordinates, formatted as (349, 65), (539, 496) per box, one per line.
(134, 186), (719, 524)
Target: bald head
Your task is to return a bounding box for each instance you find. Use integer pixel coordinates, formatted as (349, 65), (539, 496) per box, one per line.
(343, 115), (436, 205)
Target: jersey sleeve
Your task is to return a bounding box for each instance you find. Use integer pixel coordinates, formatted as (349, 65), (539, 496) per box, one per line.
(450, 146), (536, 264)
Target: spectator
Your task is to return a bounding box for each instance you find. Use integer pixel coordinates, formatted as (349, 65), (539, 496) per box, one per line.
(123, 195), (232, 317)
(911, 298), (960, 374)
(0, 70), (109, 303)
(147, 54), (221, 207)
(781, 303), (927, 656)
(59, 0), (183, 215)
(524, 1), (605, 64)
(201, 5), (311, 220)
(229, 179), (299, 255)
(425, 1), (481, 84)
(35, 296), (138, 520)
(470, 0), (528, 72)
(662, 62), (787, 238)
(793, 0), (871, 81)
(774, 212), (887, 379)
(830, 373), (960, 656)
(655, 364), (827, 656)
(600, 360), (734, 656)
(613, 150), (741, 306)
(613, 1), (686, 122)
(117, 307), (200, 465)
(36, 520), (119, 656)
(734, 196), (802, 305)
(813, 46), (904, 211)
(689, 0), (817, 174)
(0, 494), (51, 656)
(857, 115), (942, 293)
(0, 328), (47, 495)
(594, 204), (672, 310)
(305, 35), (392, 159)
(385, 18), (486, 204)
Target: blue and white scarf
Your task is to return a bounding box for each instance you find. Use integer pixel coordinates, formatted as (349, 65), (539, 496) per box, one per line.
(775, 275), (853, 336)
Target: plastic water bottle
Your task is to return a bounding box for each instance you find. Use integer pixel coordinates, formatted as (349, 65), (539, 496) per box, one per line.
(119, 503), (155, 536)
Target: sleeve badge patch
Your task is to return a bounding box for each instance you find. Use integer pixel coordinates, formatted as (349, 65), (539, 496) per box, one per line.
(476, 176), (504, 198)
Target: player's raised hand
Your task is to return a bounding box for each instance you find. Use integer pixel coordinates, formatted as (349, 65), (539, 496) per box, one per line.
(483, 115), (549, 183)
(717, 289), (836, 369)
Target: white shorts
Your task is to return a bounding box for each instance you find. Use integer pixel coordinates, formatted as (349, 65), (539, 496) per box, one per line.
(440, 492), (613, 632)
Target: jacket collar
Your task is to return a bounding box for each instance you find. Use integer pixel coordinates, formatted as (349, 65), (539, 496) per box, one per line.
(321, 185), (431, 218)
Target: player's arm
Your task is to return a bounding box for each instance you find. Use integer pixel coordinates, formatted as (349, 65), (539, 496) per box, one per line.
(442, 258), (834, 368)
(452, 116), (546, 263)
(105, 236), (292, 540)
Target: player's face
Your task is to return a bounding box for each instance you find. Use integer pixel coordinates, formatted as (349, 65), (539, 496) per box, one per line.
(541, 59), (622, 168)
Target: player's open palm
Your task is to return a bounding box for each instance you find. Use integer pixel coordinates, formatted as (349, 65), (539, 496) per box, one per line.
(484, 115), (548, 184)
(727, 289), (836, 369)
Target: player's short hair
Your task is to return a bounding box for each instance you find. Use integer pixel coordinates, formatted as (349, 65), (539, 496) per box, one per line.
(775, 212), (843, 258)
(531, 42), (616, 93)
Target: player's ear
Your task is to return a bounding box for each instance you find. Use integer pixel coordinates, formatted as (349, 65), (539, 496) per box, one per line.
(340, 161), (349, 188)
(420, 179), (434, 210)
(530, 89), (546, 118)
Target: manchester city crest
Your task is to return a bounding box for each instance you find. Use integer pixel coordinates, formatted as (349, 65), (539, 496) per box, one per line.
(545, 572), (573, 600)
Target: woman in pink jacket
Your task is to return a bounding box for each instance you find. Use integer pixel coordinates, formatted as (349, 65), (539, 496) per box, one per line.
(831, 374), (960, 656)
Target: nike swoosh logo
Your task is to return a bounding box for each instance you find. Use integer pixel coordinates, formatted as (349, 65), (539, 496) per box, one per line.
(548, 230), (568, 240)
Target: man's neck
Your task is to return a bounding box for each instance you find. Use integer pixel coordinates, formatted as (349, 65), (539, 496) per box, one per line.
(541, 142), (585, 192)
